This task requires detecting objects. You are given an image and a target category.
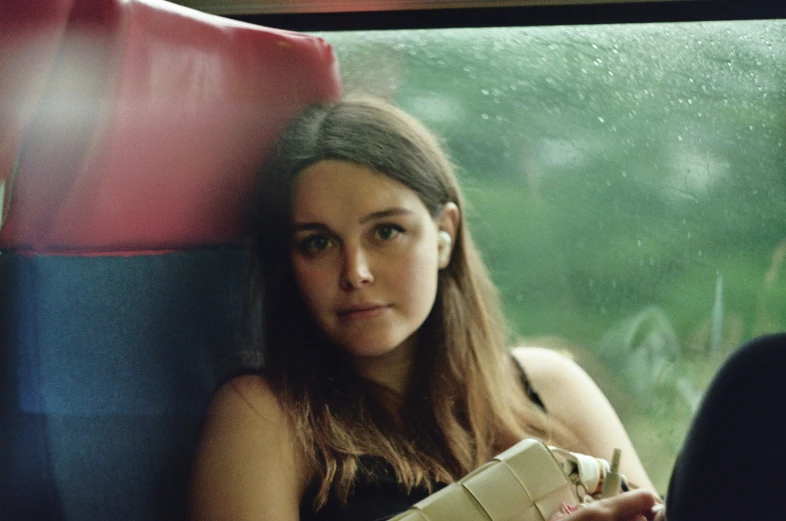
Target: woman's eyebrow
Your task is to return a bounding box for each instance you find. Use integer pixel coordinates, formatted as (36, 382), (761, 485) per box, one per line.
(359, 207), (413, 224)
(291, 222), (329, 233)
(291, 208), (414, 232)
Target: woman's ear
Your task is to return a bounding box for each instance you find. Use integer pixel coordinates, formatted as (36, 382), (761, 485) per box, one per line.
(436, 202), (460, 269)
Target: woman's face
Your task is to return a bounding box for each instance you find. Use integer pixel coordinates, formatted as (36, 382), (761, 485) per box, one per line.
(289, 159), (456, 365)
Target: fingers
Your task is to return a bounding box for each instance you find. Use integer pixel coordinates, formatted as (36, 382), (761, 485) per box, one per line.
(548, 490), (662, 521)
(592, 489), (659, 520)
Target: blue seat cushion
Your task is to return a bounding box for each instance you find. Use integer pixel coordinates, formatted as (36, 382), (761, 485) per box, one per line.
(0, 248), (252, 520)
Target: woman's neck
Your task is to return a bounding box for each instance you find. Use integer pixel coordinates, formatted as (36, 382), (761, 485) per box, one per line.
(347, 335), (418, 397)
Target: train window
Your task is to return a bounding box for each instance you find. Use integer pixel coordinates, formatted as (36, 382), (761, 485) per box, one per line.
(310, 19), (786, 491)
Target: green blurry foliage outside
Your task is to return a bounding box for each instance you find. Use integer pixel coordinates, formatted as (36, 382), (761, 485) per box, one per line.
(316, 20), (786, 492)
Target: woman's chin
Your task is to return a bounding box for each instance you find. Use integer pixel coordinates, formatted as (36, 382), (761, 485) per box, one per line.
(337, 333), (417, 363)
(340, 341), (400, 360)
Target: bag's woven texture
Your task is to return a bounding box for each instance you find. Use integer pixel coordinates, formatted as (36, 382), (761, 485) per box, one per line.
(390, 439), (582, 521)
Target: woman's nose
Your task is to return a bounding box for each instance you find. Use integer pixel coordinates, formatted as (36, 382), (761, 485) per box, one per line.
(340, 246), (374, 290)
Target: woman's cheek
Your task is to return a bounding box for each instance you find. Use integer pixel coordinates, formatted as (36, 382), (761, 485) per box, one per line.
(398, 247), (440, 314)
(292, 259), (329, 308)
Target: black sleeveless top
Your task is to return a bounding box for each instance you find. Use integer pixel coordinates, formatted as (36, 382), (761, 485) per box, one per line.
(299, 359), (546, 521)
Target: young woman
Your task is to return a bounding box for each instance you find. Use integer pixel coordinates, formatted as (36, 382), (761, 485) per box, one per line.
(188, 96), (784, 521)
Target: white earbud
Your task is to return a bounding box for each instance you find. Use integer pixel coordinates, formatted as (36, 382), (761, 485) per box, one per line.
(438, 231), (452, 268)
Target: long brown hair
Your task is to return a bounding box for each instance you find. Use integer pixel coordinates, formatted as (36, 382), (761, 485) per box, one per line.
(252, 96), (577, 510)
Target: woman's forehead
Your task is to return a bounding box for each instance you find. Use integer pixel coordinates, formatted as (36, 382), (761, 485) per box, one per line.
(291, 160), (428, 223)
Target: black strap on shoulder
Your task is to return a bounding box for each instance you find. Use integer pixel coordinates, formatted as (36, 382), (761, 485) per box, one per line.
(510, 353), (547, 413)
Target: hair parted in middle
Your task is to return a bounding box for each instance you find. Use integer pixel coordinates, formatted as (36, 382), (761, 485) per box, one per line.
(251, 95), (581, 511)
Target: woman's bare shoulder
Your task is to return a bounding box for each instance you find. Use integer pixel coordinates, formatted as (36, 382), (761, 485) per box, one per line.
(189, 373), (307, 521)
(510, 345), (607, 418)
(511, 345), (570, 362)
(511, 346), (579, 383)
(214, 373), (284, 418)
(511, 344), (618, 425)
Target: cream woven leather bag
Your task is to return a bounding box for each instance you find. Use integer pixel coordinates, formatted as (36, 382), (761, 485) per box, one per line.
(389, 438), (620, 521)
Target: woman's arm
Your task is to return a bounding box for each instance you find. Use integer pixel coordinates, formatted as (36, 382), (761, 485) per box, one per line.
(511, 347), (658, 494)
(189, 374), (307, 521)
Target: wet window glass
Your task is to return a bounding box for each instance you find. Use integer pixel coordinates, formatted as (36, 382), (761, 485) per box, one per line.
(314, 20), (786, 492)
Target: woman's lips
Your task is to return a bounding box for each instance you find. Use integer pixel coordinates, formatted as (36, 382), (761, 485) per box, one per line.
(337, 304), (390, 320)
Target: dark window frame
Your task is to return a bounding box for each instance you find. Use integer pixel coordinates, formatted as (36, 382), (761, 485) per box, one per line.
(224, 1), (786, 31)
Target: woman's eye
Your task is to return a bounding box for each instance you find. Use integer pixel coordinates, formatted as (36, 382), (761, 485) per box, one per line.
(373, 224), (403, 241)
(299, 235), (333, 254)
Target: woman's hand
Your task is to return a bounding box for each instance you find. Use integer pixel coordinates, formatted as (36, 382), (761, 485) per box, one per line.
(548, 490), (666, 521)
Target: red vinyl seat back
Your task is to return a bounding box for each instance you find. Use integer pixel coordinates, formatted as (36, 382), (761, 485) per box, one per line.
(0, 1), (341, 519)
(1, 0), (340, 253)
